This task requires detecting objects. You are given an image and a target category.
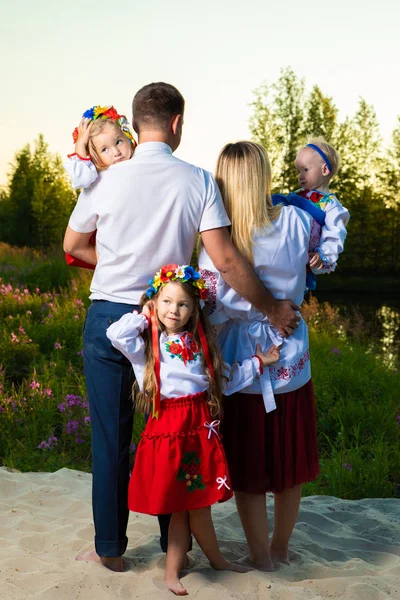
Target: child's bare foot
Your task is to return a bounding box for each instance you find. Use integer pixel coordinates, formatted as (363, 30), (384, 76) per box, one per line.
(164, 576), (188, 596)
(238, 554), (274, 572)
(76, 549), (124, 572)
(270, 544), (290, 566)
(210, 558), (252, 573)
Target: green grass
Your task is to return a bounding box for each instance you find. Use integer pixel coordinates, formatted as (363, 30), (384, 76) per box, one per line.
(0, 243), (399, 498)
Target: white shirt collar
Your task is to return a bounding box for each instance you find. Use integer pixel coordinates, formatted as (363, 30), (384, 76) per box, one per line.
(134, 142), (172, 156)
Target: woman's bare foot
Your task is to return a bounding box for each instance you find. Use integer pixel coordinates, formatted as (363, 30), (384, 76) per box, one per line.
(76, 549), (124, 572)
(270, 544), (290, 566)
(238, 554), (274, 572)
(164, 576), (188, 596)
(210, 558), (252, 573)
(182, 553), (195, 570)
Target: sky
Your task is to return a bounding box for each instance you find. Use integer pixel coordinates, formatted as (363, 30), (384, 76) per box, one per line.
(1, 0), (399, 186)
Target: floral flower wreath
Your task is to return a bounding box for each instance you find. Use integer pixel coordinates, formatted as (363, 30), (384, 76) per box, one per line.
(146, 264), (208, 304)
(72, 105), (135, 144)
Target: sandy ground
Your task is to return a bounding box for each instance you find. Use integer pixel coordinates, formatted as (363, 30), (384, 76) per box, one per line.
(1, 467), (399, 599)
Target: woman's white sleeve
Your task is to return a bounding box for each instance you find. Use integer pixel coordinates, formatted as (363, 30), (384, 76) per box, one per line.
(313, 198), (350, 272)
(106, 312), (148, 367)
(222, 358), (261, 395)
(64, 156), (99, 189)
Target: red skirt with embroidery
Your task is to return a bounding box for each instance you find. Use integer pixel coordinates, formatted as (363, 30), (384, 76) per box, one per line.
(128, 391), (233, 515)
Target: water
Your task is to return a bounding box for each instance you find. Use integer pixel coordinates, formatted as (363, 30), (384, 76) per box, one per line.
(312, 288), (400, 368)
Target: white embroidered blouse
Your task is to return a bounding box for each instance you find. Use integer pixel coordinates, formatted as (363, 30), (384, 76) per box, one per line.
(198, 205), (315, 412)
(106, 312), (262, 399)
(64, 155), (98, 189)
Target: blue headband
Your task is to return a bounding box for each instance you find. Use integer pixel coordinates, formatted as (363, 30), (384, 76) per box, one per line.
(306, 144), (332, 173)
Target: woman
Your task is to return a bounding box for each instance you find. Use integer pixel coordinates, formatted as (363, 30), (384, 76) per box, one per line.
(198, 141), (320, 571)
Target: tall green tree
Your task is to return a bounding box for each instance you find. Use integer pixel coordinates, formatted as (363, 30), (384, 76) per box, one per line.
(250, 67), (305, 192)
(303, 86), (338, 141)
(0, 135), (77, 249)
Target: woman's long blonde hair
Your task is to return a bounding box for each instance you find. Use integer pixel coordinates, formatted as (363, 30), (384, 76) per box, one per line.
(215, 141), (281, 263)
(134, 282), (224, 418)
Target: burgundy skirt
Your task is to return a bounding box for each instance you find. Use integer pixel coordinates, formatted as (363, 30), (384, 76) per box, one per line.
(221, 379), (320, 494)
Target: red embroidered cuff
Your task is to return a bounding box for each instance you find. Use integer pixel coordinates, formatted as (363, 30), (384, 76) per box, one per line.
(252, 355), (264, 375)
(67, 152), (92, 161)
(140, 313), (150, 328)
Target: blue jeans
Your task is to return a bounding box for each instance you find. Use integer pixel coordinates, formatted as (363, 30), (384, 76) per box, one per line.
(83, 300), (138, 556)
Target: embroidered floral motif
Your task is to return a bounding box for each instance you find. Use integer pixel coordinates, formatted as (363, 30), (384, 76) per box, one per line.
(269, 349), (310, 381)
(200, 269), (217, 316)
(309, 219), (322, 252)
(165, 333), (201, 365)
(177, 451), (206, 491)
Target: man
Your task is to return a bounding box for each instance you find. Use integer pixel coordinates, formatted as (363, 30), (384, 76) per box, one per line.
(64, 82), (299, 571)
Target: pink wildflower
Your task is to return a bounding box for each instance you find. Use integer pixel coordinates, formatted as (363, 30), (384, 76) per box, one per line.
(10, 332), (20, 343)
(54, 342), (62, 350)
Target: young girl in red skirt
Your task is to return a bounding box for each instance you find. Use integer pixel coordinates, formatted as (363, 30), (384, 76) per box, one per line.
(106, 264), (280, 595)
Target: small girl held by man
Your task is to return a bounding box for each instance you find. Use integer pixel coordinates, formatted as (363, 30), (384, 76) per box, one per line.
(106, 264), (280, 595)
(64, 105), (136, 268)
(65, 104), (136, 188)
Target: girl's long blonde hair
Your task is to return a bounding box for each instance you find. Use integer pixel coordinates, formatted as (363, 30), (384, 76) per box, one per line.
(215, 141), (281, 263)
(134, 283), (224, 418)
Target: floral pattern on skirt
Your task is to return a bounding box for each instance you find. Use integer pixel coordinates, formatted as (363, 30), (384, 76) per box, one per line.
(129, 391), (232, 515)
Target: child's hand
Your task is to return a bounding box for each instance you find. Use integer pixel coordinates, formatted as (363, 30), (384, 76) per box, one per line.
(74, 118), (93, 158)
(141, 301), (153, 320)
(255, 343), (281, 366)
(309, 251), (323, 270)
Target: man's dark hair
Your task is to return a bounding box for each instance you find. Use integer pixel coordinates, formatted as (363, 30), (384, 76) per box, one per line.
(132, 82), (185, 134)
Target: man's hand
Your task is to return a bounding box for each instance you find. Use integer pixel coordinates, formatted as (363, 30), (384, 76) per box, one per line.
(309, 251), (323, 270)
(268, 300), (300, 338)
(75, 118), (93, 158)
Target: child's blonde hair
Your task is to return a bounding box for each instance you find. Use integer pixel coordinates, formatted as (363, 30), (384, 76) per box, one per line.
(301, 137), (341, 179)
(88, 119), (134, 171)
(215, 141), (281, 264)
(134, 282), (224, 418)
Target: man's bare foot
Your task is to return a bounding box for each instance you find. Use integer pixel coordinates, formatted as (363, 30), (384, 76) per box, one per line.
(210, 558), (252, 573)
(76, 549), (124, 572)
(164, 576), (188, 596)
(270, 544), (290, 566)
(238, 554), (274, 572)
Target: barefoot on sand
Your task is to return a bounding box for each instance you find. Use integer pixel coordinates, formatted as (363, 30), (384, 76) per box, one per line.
(270, 545), (291, 567)
(211, 559), (253, 573)
(238, 554), (274, 572)
(164, 577), (189, 596)
(76, 549), (124, 572)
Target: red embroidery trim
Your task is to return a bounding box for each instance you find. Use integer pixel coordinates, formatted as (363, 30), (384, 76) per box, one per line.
(67, 152), (92, 161)
(252, 355), (264, 375)
(269, 350), (310, 381)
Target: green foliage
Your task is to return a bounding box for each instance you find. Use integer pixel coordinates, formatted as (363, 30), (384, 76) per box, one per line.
(0, 249), (399, 498)
(250, 68), (400, 274)
(0, 135), (77, 249)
